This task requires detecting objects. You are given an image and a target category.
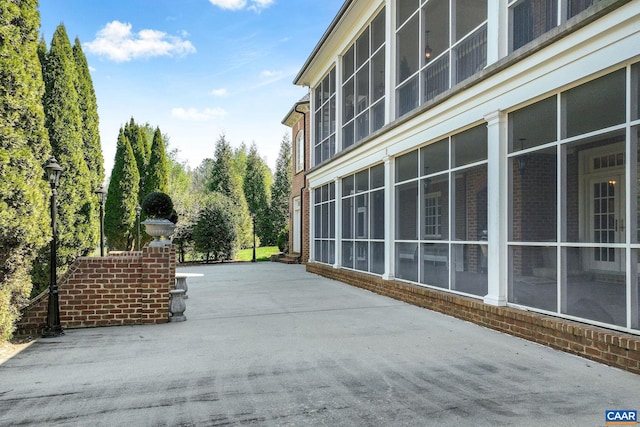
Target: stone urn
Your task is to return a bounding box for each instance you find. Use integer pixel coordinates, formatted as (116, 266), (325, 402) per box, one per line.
(142, 218), (176, 247)
(169, 289), (186, 322)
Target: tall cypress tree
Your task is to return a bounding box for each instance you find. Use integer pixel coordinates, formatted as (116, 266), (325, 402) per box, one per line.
(208, 135), (252, 248)
(244, 143), (271, 244)
(270, 134), (292, 243)
(142, 127), (169, 197)
(104, 129), (139, 250)
(41, 24), (95, 267)
(72, 37), (104, 189)
(0, 0), (52, 341)
(124, 118), (150, 202)
(208, 135), (235, 197)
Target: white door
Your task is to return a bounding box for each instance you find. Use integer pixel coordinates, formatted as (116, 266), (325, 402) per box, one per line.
(293, 197), (301, 253)
(588, 174), (624, 272)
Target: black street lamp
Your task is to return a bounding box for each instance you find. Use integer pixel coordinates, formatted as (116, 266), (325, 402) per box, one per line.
(95, 185), (107, 256)
(43, 157), (64, 338)
(135, 205), (142, 251)
(251, 212), (256, 263)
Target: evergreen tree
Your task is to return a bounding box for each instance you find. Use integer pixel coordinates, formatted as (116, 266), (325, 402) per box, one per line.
(192, 158), (214, 194)
(244, 143), (268, 214)
(0, 0), (51, 341)
(41, 24), (95, 268)
(192, 193), (237, 262)
(244, 143), (271, 244)
(208, 134), (235, 196)
(167, 149), (198, 262)
(142, 127), (169, 197)
(104, 129), (140, 250)
(208, 135), (252, 249)
(270, 134), (292, 245)
(123, 118), (150, 202)
(72, 37), (104, 189)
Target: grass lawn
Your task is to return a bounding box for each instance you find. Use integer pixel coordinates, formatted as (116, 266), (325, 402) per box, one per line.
(235, 246), (280, 262)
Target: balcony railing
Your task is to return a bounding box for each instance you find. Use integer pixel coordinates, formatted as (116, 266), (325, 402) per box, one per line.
(455, 25), (487, 84)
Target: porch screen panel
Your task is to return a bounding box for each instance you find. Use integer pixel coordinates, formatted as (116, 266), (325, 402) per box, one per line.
(313, 68), (336, 166)
(506, 64), (640, 333)
(511, 0), (557, 51)
(564, 69), (626, 138)
(341, 165), (385, 274)
(396, 0), (486, 116)
(568, 0), (602, 18)
(510, 146), (557, 242)
(313, 183), (335, 264)
(342, 9), (386, 149)
(563, 247), (626, 326)
(452, 164), (488, 297)
(509, 246), (557, 311)
(394, 125), (488, 297)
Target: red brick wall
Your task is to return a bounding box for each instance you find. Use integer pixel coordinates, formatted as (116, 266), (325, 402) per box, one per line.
(290, 106), (310, 263)
(16, 245), (176, 336)
(307, 263), (640, 375)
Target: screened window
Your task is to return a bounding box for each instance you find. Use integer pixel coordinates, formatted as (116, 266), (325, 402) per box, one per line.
(508, 64), (640, 332)
(313, 183), (335, 264)
(314, 68), (336, 166)
(342, 164), (385, 274)
(510, 0), (605, 51)
(395, 125), (488, 297)
(396, 0), (487, 117)
(342, 8), (386, 149)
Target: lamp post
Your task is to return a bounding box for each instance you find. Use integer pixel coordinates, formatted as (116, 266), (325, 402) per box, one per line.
(95, 185), (107, 256)
(251, 212), (256, 263)
(43, 157), (64, 338)
(135, 204), (142, 251)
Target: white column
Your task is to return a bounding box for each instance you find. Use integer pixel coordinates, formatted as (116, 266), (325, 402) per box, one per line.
(484, 110), (508, 306)
(486, 0), (509, 66)
(308, 187), (315, 263)
(383, 154), (395, 280)
(334, 177), (341, 269)
(385, 0), (395, 124)
(335, 60), (343, 153)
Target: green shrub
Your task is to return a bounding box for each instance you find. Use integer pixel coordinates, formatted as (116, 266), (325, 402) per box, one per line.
(141, 191), (173, 219)
(277, 226), (289, 252)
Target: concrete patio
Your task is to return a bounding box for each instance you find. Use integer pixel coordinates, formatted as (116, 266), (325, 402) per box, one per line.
(0, 262), (638, 426)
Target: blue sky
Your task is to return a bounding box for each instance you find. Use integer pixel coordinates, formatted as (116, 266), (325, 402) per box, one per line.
(38, 0), (344, 176)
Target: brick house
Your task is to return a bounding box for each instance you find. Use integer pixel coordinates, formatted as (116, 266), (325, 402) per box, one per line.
(284, 0), (640, 370)
(282, 95), (311, 263)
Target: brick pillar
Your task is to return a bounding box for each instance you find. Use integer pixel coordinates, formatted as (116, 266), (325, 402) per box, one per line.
(140, 245), (176, 324)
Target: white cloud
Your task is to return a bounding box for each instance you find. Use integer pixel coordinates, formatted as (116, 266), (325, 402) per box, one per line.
(208, 0), (274, 12)
(250, 69), (288, 88)
(171, 107), (227, 121)
(260, 70), (281, 78)
(85, 21), (196, 62)
(210, 88), (229, 97)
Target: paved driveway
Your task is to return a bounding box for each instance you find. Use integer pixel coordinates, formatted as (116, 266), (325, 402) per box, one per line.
(1, 262), (639, 426)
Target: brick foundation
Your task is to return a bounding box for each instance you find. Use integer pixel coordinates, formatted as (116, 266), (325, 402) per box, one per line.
(307, 263), (640, 375)
(16, 245), (176, 336)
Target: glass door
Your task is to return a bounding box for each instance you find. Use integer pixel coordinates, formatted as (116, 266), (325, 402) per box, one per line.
(588, 175), (624, 272)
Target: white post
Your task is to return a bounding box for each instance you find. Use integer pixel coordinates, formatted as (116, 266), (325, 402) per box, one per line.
(383, 154), (395, 280)
(484, 111), (508, 306)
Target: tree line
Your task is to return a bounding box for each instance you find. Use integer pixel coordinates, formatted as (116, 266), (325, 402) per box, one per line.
(172, 134), (292, 263)
(105, 122), (292, 264)
(0, 1), (292, 342)
(0, 3), (102, 341)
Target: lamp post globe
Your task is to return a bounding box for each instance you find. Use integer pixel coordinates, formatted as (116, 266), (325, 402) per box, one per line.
(43, 157), (64, 338)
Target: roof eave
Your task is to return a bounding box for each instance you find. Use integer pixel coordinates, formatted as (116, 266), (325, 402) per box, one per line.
(293, 0), (354, 87)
